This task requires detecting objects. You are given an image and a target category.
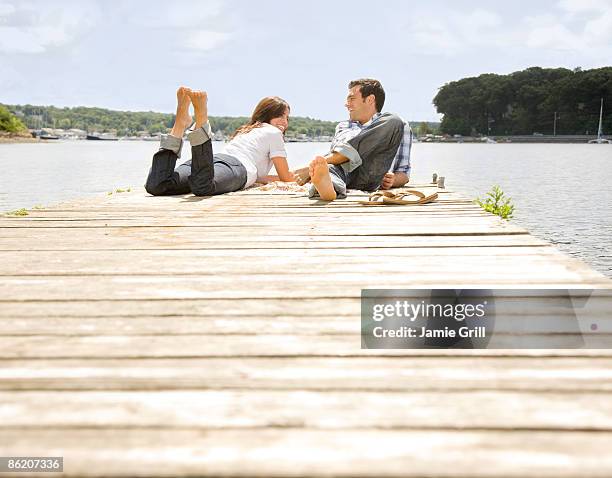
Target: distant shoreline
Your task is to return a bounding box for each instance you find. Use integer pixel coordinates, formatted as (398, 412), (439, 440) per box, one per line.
(420, 134), (612, 144)
(2, 132), (611, 145)
(0, 134), (40, 144)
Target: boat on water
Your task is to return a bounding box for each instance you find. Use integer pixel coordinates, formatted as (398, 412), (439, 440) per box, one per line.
(31, 130), (60, 140)
(588, 98), (611, 144)
(86, 133), (119, 141)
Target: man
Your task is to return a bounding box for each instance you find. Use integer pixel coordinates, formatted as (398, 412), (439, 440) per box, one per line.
(294, 78), (412, 201)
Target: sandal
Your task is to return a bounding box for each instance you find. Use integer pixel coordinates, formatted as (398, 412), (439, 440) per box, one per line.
(358, 189), (438, 206)
(382, 189), (438, 205)
(358, 190), (397, 206)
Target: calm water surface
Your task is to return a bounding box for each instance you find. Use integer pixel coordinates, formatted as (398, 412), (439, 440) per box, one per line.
(1, 141), (610, 277)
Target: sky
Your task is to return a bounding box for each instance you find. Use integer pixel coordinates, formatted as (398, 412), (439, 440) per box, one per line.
(1, 0), (611, 121)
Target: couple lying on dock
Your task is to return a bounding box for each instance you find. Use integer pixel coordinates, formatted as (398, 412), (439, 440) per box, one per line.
(145, 78), (411, 202)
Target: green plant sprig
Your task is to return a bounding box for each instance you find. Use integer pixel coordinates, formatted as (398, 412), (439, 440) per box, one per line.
(475, 185), (515, 220)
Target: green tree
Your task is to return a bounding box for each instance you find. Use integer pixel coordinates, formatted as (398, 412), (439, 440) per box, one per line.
(433, 66), (611, 135)
(0, 105), (28, 133)
(416, 122), (433, 136)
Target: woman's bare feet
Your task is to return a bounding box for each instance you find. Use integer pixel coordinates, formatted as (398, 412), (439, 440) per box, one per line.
(309, 156), (337, 201)
(187, 90), (208, 129)
(170, 86), (192, 138)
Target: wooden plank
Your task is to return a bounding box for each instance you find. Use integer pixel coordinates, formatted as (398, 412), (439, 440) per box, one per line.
(2, 218), (514, 230)
(2, 271), (609, 302)
(0, 429), (611, 477)
(0, 234), (549, 251)
(0, 298), (362, 318)
(0, 223), (528, 239)
(0, 206), (503, 217)
(0, 245), (563, 272)
(3, 295), (607, 319)
(2, 335), (612, 359)
(0, 205), (491, 218)
(0, 208), (497, 220)
(3, 202), (477, 214)
(1, 311), (608, 335)
(0, 206), (487, 219)
(0, 249), (585, 276)
(2, 357), (612, 392)
(2, 389), (612, 430)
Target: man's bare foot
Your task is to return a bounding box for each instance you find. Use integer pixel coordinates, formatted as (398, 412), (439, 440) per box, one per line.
(294, 166), (311, 185)
(188, 90), (208, 129)
(170, 86), (192, 138)
(309, 156), (336, 201)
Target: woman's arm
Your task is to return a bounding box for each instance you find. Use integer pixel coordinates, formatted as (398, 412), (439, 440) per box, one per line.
(264, 156), (293, 183)
(258, 175), (280, 184)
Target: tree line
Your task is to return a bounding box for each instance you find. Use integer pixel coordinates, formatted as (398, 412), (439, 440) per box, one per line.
(433, 66), (612, 136)
(2, 104), (339, 137)
(2, 103), (442, 138)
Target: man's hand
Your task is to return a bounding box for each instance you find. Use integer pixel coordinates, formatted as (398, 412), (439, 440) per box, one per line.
(381, 172), (395, 190)
(293, 166), (311, 185)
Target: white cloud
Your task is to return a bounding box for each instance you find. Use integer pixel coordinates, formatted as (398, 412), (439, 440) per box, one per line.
(121, 0), (233, 54)
(524, 4), (612, 55)
(127, 0), (226, 28)
(0, 26), (64, 53)
(584, 9), (612, 42)
(408, 9), (506, 55)
(406, 2), (612, 63)
(0, 62), (21, 91)
(184, 30), (231, 51)
(411, 21), (457, 52)
(0, 1), (15, 17)
(558, 0), (612, 14)
(524, 14), (582, 50)
(0, 0), (99, 54)
(465, 9), (502, 29)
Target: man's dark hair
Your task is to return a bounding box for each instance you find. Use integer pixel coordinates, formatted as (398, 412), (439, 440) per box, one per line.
(349, 78), (385, 112)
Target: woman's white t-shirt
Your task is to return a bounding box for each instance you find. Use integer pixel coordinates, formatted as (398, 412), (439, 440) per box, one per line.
(223, 123), (287, 188)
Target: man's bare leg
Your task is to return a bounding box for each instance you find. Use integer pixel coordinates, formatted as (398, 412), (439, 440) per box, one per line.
(187, 90), (208, 129)
(170, 86), (193, 138)
(295, 152), (349, 185)
(309, 156), (337, 201)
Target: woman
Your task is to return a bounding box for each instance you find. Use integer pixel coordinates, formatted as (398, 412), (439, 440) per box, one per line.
(145, 87), (293, 196)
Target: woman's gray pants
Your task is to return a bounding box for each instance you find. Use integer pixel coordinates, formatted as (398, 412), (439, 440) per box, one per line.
(144, 124), (247, 196)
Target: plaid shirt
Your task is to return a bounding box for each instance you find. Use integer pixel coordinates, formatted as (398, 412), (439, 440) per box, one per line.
(332, 112), (412, 176)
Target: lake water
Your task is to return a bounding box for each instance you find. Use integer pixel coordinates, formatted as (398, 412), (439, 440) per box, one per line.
(1, 141), (611, 277)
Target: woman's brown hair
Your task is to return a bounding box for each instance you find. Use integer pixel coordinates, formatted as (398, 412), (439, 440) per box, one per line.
(230, 96), (290, 139)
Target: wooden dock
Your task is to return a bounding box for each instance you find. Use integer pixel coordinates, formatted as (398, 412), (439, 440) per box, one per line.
(1, 184), (611, 477)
